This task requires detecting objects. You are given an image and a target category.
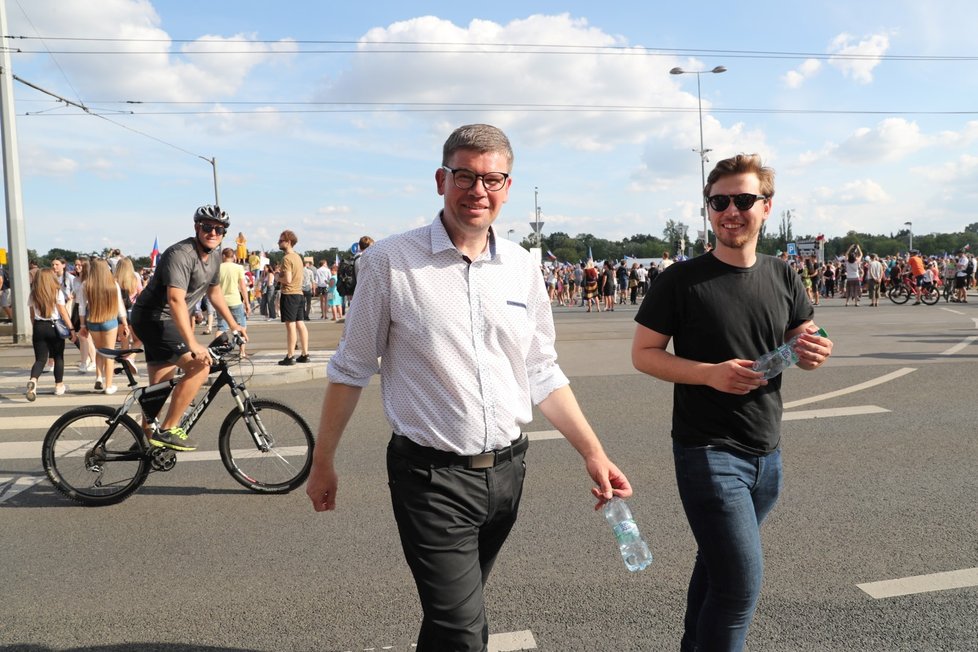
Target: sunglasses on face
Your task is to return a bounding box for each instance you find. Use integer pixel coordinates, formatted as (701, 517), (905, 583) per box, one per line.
(706, 193), (768, 212)
(199, 224), (227, 235)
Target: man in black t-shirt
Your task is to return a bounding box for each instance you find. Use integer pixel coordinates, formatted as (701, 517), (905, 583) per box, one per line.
(632, 154), (833, 652)
(131, 205), (247, 451)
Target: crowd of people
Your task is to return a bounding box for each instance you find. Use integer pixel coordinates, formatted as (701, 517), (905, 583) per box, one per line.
(777, 246), (976, 307)
(8, 231), (375, 400)
(540, 254), (674, 311)
(535, 245), (978, 314)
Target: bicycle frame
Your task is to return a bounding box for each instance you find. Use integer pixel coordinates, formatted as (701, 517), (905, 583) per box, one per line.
(86, 344), (272, 464)
(178, 362), (276, 453)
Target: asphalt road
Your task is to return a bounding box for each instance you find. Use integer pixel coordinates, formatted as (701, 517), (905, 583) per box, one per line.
(1, 297), (977, 651)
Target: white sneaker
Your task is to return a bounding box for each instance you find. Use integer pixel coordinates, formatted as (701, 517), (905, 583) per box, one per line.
(103, 385), (118, 395)
(55, 384), (68, 396)
(78, 362), (91, 374)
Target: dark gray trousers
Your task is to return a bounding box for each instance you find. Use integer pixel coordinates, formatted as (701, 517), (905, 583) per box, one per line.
(386, 438), (527, 652)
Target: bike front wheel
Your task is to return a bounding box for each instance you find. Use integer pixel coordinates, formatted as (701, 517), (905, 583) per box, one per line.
(888, 286), (910, 304)
(921, 286), (941, 305)
(218, 399), (314, 493)
(42, 406), (149, 506)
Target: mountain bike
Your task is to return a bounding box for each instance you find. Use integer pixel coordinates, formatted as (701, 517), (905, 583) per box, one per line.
(41, 333), (314, 506)
(887, 274), (940, 305)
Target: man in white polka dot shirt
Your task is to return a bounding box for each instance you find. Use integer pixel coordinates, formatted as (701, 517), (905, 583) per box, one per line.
(306, 124), (633, 651)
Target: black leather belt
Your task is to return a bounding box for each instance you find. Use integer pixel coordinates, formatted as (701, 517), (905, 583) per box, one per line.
(390, 434), (528, 470)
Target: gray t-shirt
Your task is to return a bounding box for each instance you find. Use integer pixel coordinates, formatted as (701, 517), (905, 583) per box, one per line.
(133, 237), (220, 321)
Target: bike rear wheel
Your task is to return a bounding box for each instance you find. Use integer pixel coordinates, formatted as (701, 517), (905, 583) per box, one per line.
(41, 406), (149, 506)
(218, 399), (314, 493)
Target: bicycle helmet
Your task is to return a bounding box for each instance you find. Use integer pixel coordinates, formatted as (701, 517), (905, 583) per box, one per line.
(193, 204), (230, 227)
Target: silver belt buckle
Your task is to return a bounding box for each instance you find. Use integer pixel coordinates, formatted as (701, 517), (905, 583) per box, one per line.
(468, 452), (495, 469)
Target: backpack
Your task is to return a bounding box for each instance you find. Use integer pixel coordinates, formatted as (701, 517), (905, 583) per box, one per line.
(967, 259), (974, 275)
(335, 257), (357, 296)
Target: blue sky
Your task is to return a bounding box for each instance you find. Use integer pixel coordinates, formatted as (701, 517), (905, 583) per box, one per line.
(4, 0), (978, 257)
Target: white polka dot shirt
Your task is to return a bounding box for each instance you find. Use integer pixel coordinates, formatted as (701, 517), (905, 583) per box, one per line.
(327, 214), (569, 455)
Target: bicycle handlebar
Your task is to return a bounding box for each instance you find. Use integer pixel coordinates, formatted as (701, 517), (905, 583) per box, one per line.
(191, 331), (245, 361)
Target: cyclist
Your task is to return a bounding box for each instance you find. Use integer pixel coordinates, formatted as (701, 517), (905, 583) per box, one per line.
(130, 205), (248, 451)
(907, 249), (926, 305)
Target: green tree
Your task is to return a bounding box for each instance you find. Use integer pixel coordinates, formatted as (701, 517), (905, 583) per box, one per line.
(662, 220), (689, 250)
(778, 210), (794, 250)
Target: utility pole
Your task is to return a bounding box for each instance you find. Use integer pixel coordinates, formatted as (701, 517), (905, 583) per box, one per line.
(0, 0), (31, 343)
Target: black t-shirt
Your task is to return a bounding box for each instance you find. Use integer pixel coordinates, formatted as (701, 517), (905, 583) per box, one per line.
(133, 237), (220, 321)
(635, 253), (813, 455)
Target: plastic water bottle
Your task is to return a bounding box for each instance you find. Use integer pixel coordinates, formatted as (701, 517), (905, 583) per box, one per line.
(752, 327), (828, 380)
(603, 497), (653, 572)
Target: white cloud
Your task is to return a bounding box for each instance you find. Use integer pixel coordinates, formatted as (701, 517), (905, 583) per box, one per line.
(834, 118), (928, 163)
(22, 145), (78, 177)
(316, 205), (352, 216)
(321, 14), (699, 154)
(782, 59), (822, 89)
(813, 179), (891, 204)
(913, 154), (978, 190)
(9, 0), (296, 102)
(828, 32), (892, 84)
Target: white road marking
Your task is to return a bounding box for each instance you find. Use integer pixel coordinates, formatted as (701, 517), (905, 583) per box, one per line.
(0, 441), (308, 461)
(857, 567), (978, 599)
(782, 405), (889, 421)
(488, 630), (537, 651)
(0, 475), (45, 503)
(527, 430), (563, 441)
(340, 631), (535, 652)
(783, 368), (916, 409)
(0, 393), (140, 408)
(940, 334), (978, 356)
(0, 415), (83, 430)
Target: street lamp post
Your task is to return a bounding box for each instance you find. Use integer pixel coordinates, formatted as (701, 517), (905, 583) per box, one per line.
(904, 221), (913, 251)
(531, 186), (544, 247)
(669, 65), (727, 252)
(200, 156), (220, 206)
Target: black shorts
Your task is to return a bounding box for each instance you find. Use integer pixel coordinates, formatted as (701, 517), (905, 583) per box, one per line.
(279, 294), (305, 322)
(132, 314), (190, 364)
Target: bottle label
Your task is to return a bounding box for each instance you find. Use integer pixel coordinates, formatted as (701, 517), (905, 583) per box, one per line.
(612, 519), (639, 543)
(777, 344), (796, 364)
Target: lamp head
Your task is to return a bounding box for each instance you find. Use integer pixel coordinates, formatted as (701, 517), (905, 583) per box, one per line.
(669, 67), (684, 75)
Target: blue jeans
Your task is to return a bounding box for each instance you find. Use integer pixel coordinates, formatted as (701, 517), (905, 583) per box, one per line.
(673, 442), (783, 652)
(215, 303), (247, 332)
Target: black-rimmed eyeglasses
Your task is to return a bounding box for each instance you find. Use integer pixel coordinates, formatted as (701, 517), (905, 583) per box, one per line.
(706, 193), (768, 212)
(441, 166), (509, 192)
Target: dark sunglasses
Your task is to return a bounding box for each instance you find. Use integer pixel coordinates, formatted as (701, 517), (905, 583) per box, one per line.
(707, 193), (768, 212)
(199, 224), (227, 235)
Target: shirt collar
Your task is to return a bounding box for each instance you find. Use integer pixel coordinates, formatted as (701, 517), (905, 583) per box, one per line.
(431, 212), (499, 262)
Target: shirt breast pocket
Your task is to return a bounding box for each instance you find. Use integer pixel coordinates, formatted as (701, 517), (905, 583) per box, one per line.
(494, 299), (531, 348)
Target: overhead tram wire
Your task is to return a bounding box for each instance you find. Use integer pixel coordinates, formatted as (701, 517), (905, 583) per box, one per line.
(12, 75), (211, 162)
(19, 100), (978, 118)
(11, 0), (85, 106)
(4, 35), (977, 62)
